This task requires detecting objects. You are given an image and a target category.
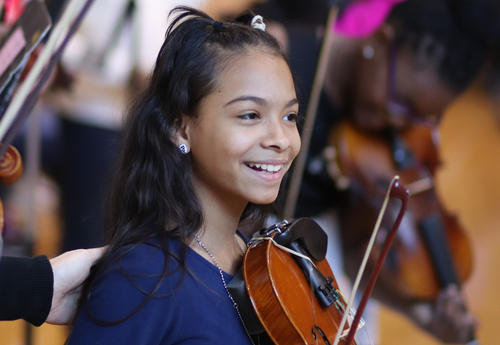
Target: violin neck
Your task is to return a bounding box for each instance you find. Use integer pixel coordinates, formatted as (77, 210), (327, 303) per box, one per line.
(419, 214), (479, 344)
(418, 213), (459, 287)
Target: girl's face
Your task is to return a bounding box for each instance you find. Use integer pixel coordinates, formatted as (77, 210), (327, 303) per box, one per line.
(352, 35), (457, 130)
(181, 49), (300, 208)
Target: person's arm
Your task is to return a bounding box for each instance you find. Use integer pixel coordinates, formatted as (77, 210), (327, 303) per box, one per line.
(0, 255), (53, 326)
(0, 247), (105, 326)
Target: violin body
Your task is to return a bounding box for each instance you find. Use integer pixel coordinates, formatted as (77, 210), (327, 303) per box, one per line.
(328, 121), (473, 300)
(243, 219), (357, 345)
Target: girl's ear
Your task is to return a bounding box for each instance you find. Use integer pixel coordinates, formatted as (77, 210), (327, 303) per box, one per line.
(173, 115), (193, 151)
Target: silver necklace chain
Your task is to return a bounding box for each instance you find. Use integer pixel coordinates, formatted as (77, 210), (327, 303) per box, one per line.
(194, 233), (256, 344)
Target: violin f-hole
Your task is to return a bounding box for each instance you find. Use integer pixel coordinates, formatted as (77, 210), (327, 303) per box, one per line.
(312, 325), (332, 345)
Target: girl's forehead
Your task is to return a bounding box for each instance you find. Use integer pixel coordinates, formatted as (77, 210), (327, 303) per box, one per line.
(222, 53), (289, 84)
(198, 51), (295, 109)
(215, 50), (287, 82)
(215, 45), (281, 69)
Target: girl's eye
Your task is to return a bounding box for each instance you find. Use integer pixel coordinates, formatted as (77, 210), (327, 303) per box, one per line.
(283, 112), (298, 122)
(238, 112), (259, 120)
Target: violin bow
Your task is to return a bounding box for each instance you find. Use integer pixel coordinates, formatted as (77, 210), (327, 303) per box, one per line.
(333, 175), (409, 345)
(0, 0), (96, 158)
(283, 3), (338, 219)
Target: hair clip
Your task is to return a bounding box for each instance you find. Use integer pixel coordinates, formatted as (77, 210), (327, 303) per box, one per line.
(251, 15), (266, 32)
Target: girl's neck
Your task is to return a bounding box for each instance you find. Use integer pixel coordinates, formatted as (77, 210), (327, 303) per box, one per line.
(190, 180), (247, 274)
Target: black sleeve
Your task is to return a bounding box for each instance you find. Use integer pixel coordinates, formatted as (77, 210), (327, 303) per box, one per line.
(0, 255), (54, 326)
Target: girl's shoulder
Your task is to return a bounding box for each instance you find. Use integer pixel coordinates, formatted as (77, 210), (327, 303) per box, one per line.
(110, 237), (183, 274)
(67, 238), (190, 344)
(100, 237), (190, 291)
(79, 238), (188, 321)
(96, 236), (223, 297)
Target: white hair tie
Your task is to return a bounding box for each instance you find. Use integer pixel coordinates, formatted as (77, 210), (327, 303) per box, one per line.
(251, 15), (266, 32)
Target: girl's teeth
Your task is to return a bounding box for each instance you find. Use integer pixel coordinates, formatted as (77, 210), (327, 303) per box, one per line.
(249, 163), (281, 172)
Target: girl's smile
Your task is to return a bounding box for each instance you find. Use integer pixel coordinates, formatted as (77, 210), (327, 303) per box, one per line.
(244, 160), (288, 182)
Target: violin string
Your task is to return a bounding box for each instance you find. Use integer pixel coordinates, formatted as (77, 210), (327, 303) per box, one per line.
(333, 175), (400, 345)
(251, 236), (318, 263)
(307, 253), (319, 345)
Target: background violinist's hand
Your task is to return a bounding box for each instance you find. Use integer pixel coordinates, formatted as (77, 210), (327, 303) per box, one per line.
(345, 247), (478, 343)
(410, 285), (478, 343)
(47, 247), (105, 324)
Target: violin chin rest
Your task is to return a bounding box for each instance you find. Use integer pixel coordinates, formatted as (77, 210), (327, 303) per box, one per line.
(274, 217), (328, 261)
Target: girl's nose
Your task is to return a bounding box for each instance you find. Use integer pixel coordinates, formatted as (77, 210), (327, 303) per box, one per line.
(261, 118), (291, 151)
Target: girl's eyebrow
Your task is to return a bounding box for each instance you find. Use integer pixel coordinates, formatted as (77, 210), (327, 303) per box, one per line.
(225, 96), (299, 108)
(225, 95), (266, 107)
(286, 98), (299, 108)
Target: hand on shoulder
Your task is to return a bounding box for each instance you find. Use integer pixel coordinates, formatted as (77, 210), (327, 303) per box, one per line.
(47, 246), (106, 324)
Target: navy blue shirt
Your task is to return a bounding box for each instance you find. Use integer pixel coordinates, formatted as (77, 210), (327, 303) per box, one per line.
(66, 238), (253, 345)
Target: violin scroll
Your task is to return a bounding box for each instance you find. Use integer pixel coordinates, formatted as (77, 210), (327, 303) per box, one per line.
(0, 144), (23, 234)
(0, 145), (23, 185)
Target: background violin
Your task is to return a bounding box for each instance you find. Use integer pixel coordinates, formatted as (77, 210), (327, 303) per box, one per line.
(325, 121), (477, 342)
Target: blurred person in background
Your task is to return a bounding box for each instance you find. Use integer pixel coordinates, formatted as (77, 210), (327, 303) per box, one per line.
(252, 0), (500, 343)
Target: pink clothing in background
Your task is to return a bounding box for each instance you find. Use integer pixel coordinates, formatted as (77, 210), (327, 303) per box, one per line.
(334, 0), (405, 38)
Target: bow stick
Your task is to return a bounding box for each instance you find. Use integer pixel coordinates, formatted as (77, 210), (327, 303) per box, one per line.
(283, 4), (338, 219)
(333, 175), (409, 345)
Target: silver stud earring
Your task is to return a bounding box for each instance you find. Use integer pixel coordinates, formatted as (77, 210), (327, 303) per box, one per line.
(362, 45), (375, 59)
(178, 144), (189, 154)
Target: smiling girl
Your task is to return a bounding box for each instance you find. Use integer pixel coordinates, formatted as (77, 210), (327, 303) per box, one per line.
(65, 6), (299, 345)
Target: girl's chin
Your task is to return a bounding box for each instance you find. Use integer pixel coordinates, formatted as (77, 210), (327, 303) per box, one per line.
(248, 195), (278, 206)
(243, 185), (281, 205)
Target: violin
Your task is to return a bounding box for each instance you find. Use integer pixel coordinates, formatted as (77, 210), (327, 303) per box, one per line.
(326, 121), (477, 342)
(244, 218), (354, 345)
(238, 177), (408, 345)
(327, 121), (473, 298)
(0, 145), (23, 250)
